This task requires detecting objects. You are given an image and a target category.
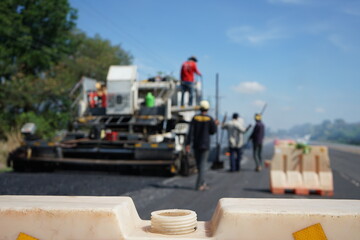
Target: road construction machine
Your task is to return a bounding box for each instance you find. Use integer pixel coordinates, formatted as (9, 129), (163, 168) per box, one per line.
(8, 65), (202, 175)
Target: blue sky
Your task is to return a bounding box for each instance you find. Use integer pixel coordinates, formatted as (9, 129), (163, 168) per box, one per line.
(70, 0), (360, 130)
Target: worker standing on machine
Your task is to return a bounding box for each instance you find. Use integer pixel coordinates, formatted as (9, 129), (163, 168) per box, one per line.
(180, 56), (202, 106)
(186, 100), (218, 191)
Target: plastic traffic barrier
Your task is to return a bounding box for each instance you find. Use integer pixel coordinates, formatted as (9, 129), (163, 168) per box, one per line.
(274, 139), (296, 146)
(1, 196), (359, 239)
(270, 145), (334, 195)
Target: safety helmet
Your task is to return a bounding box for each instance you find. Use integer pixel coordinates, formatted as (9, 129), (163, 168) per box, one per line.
(255, 113), (262, 121)
(95, 82), (102, 90)
(188, 56), (198, 62)
(200, 100), (210, 111)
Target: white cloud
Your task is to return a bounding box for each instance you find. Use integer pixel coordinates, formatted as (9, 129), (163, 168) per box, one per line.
(227, 25), (286, 45)
(342, 5), (360, 16)
(253, 100), (266, 107)
(234, 81), (266, 94)
(315, 107), (325, 113)
(328, 34), (352, 52)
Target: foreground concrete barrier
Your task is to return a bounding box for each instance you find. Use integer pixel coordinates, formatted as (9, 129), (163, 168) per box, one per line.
(270, 144), (334, 196)
(0, 196), (359, 239)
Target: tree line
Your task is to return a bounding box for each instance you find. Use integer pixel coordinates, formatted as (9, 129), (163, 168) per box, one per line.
(0, 0), (133, 139)
(273, 119), (360, 146)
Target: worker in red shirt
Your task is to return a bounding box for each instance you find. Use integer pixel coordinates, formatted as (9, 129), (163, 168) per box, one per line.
(180, 56), (202, 106)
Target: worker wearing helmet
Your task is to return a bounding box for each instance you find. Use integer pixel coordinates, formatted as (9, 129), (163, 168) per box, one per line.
(222, 113), (248, 172)
(248, 113), (265, 171)
(185, 100), (218, 191)
(180, 56), (202, 106)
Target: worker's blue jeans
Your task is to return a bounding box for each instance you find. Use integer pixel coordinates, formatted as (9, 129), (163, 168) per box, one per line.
(181, 81), (195, 106)
(229, 147), (243, 171)
(194, 149), (209, 190)
(252, 143), (263, 168)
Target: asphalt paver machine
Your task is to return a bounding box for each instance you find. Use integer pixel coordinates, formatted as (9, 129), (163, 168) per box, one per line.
(8, 66), (202, 175)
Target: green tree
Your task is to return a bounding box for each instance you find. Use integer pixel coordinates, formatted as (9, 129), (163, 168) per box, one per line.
(0, 0), (77, 77)
(0, 0), (133, 139)
(52, 31), (133, 119)
(0, 0), (78, 117)
(0, 72), (70, 112)
(57, 31), (133, 84)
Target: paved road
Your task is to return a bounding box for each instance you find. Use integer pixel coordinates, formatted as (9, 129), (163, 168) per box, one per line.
(0, 142), (359, 221)
(127, 143), (360, 220)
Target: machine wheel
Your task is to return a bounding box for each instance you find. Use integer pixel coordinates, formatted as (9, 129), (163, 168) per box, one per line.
(180, 151), (191, 176)
(12, 161), (27, 172)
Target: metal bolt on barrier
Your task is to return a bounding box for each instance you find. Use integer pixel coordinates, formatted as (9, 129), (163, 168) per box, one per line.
(151, 209), (197, 235)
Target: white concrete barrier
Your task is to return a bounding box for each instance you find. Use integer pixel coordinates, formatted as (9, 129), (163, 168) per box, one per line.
(0, 196), (359, 239)
(270, 145), (334, 195)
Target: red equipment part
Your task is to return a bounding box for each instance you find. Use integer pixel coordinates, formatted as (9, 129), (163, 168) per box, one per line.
(88, 91), (98, 108)
(105, 131), (118, 141)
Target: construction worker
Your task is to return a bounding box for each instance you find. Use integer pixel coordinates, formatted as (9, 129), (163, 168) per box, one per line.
(96, 82), (107, 108)
(180, 56), (202, 106)
(222, 113), (248, 172)
(186, 100), (218, 191)
(248, 113), (265, 172)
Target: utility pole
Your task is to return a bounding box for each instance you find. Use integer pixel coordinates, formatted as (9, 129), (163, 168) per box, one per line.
(216, 73), (219, 147)
(211, 73), (224, 169)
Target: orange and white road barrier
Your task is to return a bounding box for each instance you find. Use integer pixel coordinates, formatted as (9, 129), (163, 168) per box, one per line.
(270, 145), (333, 196)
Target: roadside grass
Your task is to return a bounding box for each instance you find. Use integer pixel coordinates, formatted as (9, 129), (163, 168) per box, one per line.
(0, 131), (22, 171)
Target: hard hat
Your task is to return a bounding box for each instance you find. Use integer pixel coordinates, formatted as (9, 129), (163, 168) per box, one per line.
(200, 100), (210, 110)
(255, 113), (262, 121)
(188, 56), (198, 62)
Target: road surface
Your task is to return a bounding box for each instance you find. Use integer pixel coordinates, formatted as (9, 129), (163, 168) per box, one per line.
(0, 142), (359, 220)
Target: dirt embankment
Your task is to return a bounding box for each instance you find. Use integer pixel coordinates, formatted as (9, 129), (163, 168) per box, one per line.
(0, 131), (22, 170)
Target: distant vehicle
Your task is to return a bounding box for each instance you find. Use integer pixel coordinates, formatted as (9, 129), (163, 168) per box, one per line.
(8, 66), (202, 175)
